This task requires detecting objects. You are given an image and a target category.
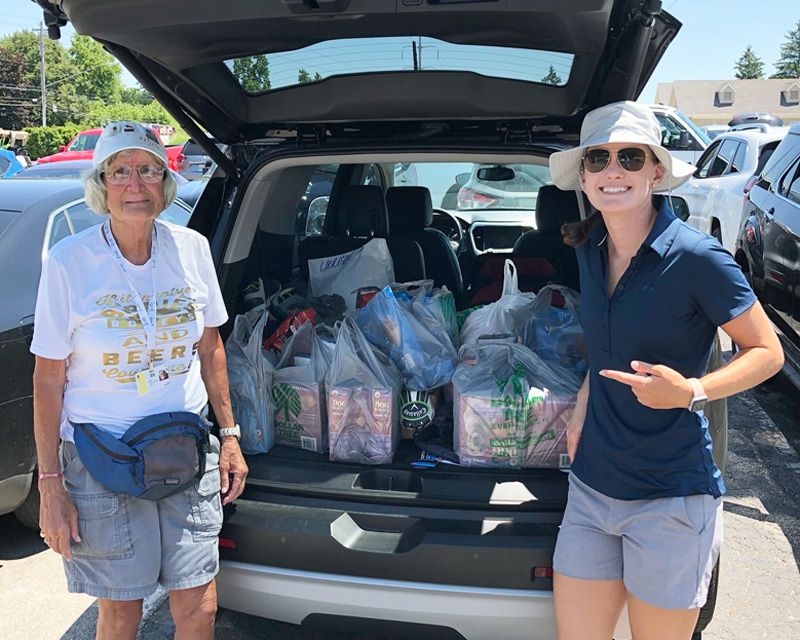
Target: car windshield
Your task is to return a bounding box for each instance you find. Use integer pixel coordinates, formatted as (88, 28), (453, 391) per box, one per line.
(67, 133), (100, 152)
(226, 36), (574, 94)
(13, 166), (86, 179)
(677, 110), (711, 145)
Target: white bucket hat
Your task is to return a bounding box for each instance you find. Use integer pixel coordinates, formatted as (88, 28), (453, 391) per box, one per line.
(93, 121), (168, 169)
(549, 101), (695, 193)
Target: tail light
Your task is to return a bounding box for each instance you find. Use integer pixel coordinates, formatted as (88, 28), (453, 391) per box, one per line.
(457, 187), (497, 210)
(218, 537), (237, 550)
(743, 176), (757, 200)
(176, 153), (187, 172)
(531, 566), (553, 580)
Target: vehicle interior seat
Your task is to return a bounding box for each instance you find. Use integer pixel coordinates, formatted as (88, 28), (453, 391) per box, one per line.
(385, 186), (464, 304)
(512, 185), (583, 290)
(298, 184), (426, 285)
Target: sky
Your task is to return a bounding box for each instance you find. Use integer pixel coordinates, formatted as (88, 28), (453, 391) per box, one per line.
(1, 0), (798, 102)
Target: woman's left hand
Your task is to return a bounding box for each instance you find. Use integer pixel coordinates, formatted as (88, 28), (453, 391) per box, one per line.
(599, 360), (694, 410)
(219, 437), (248, 505)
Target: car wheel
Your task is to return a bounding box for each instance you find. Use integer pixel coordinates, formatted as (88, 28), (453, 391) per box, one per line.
(14, 475), (41, 531)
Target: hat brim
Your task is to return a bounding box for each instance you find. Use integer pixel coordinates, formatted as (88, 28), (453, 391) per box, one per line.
(549, 143), (695, 193)
(93, 144), (169, 170)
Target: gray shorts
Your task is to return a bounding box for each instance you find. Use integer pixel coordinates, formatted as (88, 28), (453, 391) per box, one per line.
(59, 436), (223, 600)
(553, 472), (723, 609)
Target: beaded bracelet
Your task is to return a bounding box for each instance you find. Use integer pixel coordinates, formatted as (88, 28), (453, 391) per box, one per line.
(38, 471), (63, 480)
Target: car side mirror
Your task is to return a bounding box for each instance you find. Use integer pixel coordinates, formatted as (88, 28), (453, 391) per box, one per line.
(678, 131), (692, 150)
(59, 145), (67, 152)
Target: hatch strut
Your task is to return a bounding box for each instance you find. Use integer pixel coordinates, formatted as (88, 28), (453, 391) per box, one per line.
(620, 0), (662, 99)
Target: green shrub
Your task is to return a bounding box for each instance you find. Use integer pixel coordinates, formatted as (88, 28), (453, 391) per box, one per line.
(24, 124), (82, 160)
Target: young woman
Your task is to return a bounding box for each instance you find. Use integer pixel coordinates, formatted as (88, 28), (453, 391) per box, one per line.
(548, 102), (784, 640)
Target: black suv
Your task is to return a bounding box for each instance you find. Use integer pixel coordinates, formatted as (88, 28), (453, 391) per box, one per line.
(33, 1), (726, 638)
(736, 122), (800, 390)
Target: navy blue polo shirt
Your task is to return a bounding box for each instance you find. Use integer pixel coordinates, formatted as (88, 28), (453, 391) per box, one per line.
(571, 197), (756, 500)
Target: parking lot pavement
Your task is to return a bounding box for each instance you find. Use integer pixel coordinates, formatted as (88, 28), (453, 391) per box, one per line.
(2, 383), (798, 640)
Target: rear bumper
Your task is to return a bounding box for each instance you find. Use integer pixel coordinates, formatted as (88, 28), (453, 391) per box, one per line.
(217, 561), (556, 640)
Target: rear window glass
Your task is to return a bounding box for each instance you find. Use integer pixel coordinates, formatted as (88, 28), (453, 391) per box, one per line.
(67, 133), (100, 152)
(225, 36), (574, 94)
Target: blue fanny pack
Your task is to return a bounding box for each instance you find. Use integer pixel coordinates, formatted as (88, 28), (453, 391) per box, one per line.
(72, 411), (211, 501)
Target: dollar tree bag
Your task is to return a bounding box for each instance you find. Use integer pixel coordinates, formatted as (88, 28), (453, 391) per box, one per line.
(273, 322), (333, 453)
(527, 285), (587, 377)
(225, 307), (276, 454)
(326, 317), (401, 465)
(356, 285), (457, 391)
(453, 340), (580, 468)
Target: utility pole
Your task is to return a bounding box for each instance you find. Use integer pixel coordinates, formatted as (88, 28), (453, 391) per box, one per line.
(39, 21), (47, 126)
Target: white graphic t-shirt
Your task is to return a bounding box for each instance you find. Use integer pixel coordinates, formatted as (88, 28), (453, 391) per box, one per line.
(31, 220), (228, 442)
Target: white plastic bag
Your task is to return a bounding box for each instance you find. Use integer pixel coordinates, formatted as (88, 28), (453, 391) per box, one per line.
(273, 322), (334, 453)
(460, 259), (536, 347)
(307, 239), (395, 313)
(225, 307), (276, 454)
(326, 317), (401, 464)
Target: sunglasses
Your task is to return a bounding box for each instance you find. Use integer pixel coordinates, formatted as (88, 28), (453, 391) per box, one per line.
(581, 147), (650, 173)
(104, 163), (165, 185)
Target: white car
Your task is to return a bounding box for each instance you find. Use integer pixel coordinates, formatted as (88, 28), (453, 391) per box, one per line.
(647, 104), (710, 164)
(674, 129), (787, 254)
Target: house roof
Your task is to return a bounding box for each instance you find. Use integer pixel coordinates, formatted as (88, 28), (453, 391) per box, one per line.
(654, 78), (800, 124)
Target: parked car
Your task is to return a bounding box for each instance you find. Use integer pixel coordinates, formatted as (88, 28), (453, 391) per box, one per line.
(0, 178), (199, 529)
(11, 159), (93, 180)
(0, 148), (25, 178)
(34, 2), (727, 639)
(675, 129), (787, 253)
(177, 137), (225, 180)
(648, 103), (711, 164)
(728, 112), (783, 128)
(735, 122), (800, 390)
(36, 127), (183, 171)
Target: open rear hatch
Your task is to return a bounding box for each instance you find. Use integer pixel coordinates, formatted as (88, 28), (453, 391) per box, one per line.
(39, 0), (679, 155)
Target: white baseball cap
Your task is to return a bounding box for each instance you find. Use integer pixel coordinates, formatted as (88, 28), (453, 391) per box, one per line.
(548, 101), (695, 193)
(93, 121), (168, 169)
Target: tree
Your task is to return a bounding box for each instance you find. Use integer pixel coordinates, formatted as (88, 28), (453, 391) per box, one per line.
(0, 49), (36, 129)
(297, 68), (323, 84)
(541, 65), (562, 85)
(771, 20), (800, 79)
(734, 45), (765, 79)
(120, 85), (153, 106)
(231, 55), (271, 93)
(68, 35), (122, 103)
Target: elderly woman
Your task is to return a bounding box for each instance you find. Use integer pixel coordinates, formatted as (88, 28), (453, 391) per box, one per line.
(548, 102), (784, 640)
(31, 121), (247, 640)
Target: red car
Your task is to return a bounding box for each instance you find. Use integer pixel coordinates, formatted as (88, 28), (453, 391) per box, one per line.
(36, 127), (182, 171)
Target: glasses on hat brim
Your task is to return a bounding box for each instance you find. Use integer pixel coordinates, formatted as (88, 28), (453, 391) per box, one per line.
(103, 163), (165, 185)
(581, 147), (650, 174)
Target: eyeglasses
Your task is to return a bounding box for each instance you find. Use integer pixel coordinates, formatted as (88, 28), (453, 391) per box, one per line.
(104, 163), (165, 185)
(581, 147), (650, 173)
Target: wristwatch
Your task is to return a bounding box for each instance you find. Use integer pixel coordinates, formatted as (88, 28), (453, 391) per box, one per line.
(219, 424), (241, 439)
(687, 378), (708, 413)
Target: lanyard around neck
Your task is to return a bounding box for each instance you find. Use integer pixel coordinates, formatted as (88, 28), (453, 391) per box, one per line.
(102, 221), (159, 368)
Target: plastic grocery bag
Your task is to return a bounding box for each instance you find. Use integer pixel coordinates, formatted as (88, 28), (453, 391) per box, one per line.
(273, 322), (334, 453)
(225, 307), (276, 454)
(453, 340), (580, 468)
(307, 239), (395, 313)
(527, 285), (587, 377)
(355, 285), (457, 390)
(326, 317), (401, 464)
(394, 280), (459, 350)
(460, 260), (536, 347)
